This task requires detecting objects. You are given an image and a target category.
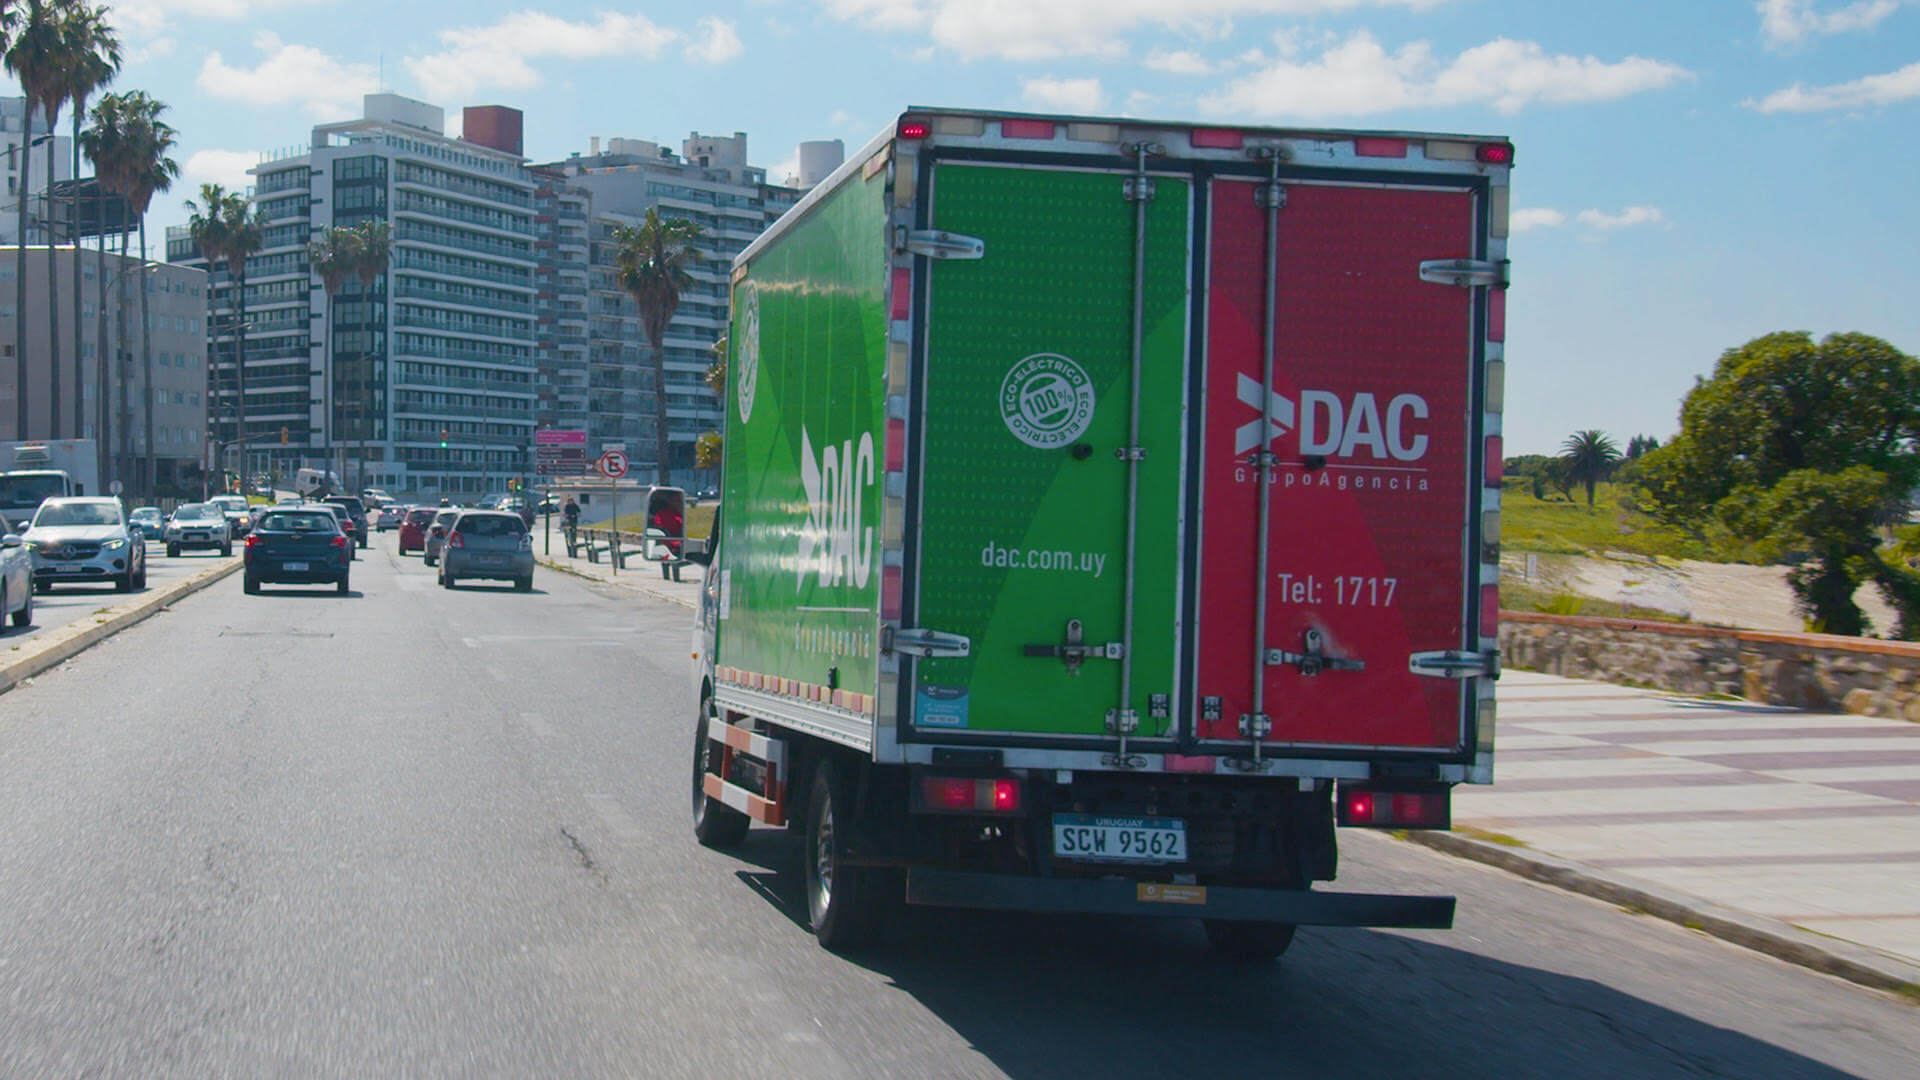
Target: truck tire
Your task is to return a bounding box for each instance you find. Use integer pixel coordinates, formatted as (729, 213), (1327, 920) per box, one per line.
(804, 758), (888, 952)
(1203, 919), (1297, 962)
(691, 698), (749, 848)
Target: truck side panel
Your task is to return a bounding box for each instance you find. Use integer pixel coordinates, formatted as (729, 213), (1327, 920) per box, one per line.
(714, 168), (890, 714)
(1195, 179), (1480, 752)
(908, 162), (1191, 740)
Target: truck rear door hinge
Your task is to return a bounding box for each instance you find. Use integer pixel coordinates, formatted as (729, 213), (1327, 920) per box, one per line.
(1418, 258), (1509, 290)
(886, 627), (973, 658)
(1408, 650), (1501, 679)
(900, 228), (985, 260)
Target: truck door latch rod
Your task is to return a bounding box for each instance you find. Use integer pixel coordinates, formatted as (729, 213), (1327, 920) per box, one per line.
(1265, 629), (1364, 677)
(1023, 618), (1124, 676)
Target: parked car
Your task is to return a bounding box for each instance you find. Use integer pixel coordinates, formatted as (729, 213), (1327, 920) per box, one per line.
(1, 524), (31, 628)
(398, 507), (436, 554)
(164, 503), (233, 557)
(207, 494), (253, 538)
(375, 505), (403, 532)
(128, 506), (164, 540)
(422, 508), (461, 566)
(243, 506), (351, 595)
(439, 510), (534, 591)
(24, 496), (146, 593)
(318, 495), (369, 549)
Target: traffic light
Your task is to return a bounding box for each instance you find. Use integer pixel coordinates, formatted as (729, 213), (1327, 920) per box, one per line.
(439, 428), (449, 449)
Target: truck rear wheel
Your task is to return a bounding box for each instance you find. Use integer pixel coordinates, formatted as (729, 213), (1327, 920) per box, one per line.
(1203, 919), (1297, 962)
(691, 696), (749, 848)
(804, 758), (888, 952)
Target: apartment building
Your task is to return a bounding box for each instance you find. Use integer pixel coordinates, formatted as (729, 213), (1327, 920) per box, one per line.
(0, 97), (72, 246)
(0, 247), (210, 492)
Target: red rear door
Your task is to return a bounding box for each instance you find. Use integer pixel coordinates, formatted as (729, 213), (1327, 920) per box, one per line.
(1195, 179), (1481, 752)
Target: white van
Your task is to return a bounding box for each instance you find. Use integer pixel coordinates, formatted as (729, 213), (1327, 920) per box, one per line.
(294, 468), (341, 498)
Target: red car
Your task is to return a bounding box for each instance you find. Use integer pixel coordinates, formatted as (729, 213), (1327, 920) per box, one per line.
(398, 507), (436, 554)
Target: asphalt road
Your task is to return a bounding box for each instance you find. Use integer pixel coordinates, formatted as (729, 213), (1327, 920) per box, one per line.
(4, 539), (236, 642)
(0, 535), (1913, 1078)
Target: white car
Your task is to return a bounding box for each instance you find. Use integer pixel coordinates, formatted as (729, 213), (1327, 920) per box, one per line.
(1, 524), (31, 628)
(24, 497), (147, 593)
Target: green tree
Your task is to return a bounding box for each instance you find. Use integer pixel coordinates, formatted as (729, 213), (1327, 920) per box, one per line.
(1624, 433), (1660, 460)
(1561, 429), (1621, 507)
(613, 208), (702, 484)
(121, 91), (175, 499)
(57, 2), (115, 440)
(1635, 332), (1920, 636)
(77, 84), (126, 483)
(308, 225), (359, 490)
(185, 183), (264, 483)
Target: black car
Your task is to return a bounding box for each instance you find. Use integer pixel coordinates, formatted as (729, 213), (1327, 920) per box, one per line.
(319, 495), (369, 549)
(243, 507), (352, 595)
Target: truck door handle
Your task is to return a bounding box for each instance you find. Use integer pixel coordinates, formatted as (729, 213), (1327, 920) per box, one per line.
(1265, 629), (1363, 677)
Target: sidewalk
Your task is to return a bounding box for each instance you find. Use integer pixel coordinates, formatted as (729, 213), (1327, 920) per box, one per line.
(533, 530), (704, 609)
(1419, 670), (1920, 994)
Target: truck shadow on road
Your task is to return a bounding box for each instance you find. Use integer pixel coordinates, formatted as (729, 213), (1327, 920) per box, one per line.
(724, 835), (1866, 1080)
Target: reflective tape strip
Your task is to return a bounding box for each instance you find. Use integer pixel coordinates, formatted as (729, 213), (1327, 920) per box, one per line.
(703, 773), (785, 826)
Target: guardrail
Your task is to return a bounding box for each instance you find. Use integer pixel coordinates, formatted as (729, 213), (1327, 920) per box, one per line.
(561, 524), (706, 580)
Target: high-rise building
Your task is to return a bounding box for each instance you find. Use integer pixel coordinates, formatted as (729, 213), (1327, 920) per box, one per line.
(0, 96), (74, 246)
(535, 133), (801, 481)
(168, 94), (540, 498)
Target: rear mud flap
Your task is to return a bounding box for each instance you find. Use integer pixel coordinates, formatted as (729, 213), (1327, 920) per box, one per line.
(905, 868), (1454, 928)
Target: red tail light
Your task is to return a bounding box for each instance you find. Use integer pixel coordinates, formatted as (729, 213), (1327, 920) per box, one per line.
(918, 776), (1022, 814)
(1338, 783), (1450, 828)
(447, 531), (465, 549)
(244, 533), (262, 548)
(1476, 143), (1515, 165)
(330, 534), (347, 549)
(897, 117), (931, 140)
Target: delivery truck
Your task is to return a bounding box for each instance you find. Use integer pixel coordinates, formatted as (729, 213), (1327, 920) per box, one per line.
(690, 107), (1511, 956)
(0, 439), (102, 534)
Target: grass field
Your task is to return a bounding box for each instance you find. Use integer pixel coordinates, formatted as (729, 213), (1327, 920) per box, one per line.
(1500, 479), (1754, 564)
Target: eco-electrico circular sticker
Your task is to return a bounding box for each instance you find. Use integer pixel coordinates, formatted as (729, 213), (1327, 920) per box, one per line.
(999, 353), (1095, 449)
(736, 282), (760, 424)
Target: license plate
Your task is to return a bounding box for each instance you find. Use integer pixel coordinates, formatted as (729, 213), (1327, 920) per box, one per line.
(54, 565), (84, 573)
(1052, 814), (1187, 864)
(283, 561), (308, 571)
(472, 554), (504, 565)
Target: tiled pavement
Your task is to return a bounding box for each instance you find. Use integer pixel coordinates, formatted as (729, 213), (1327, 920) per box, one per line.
(1469, 671), (1920, 967)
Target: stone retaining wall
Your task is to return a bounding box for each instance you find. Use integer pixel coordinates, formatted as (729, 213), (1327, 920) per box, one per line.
(1500, 612), (1920, 722)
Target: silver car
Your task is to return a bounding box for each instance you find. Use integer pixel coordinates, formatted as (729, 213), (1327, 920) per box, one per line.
(24, 497), (147, 593)
(438, 510), (534, 591)
(164, 503), (233, 557)
(1, 524), (31, 628)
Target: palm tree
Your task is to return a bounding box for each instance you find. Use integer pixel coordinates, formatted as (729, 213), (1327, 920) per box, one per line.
(122, 92), (175, 499)
(56, 2), (116, 440)
(308, 225), (357, 489)
(185, 183), (262, 487)
(1561, 429), (1622, 508)
(348, 219), (389, 492)
(77, 85), (126, 483)
(613, 208), (702, 484)
(6, 0), (68, 438)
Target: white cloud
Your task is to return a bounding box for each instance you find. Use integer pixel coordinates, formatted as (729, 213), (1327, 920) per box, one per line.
(1509, 208), (1566, 232)
(1200, 32), (1689, 118)
(407, 11), (680, 102)
(112, 0), (321, 39)
(1126, 90), (1161, 113)
(686, 18), (745, 64)
(1145, 49), (1224, 76)
(1022, 76), (1107, 113)
(1577, 206), (1666, 230)
(1748, 59), (1920, 111)
(183, 149), (259, 191)
(197, 32), (376, 120)
(1756, 0), (1904, 47)
(769, 153), (800, 187)
(816, 0), (1443, 62)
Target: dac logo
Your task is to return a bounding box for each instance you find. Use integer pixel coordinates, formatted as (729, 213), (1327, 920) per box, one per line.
(1234, 374), (1429, 462)
(797, 427), (876, 591)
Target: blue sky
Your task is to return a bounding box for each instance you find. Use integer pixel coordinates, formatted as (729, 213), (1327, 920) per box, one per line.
(51, 0), (1920, 453)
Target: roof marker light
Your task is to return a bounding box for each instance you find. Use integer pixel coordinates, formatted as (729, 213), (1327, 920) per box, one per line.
(898, 118), (931, 140)
(1476, 143), (1515, 165)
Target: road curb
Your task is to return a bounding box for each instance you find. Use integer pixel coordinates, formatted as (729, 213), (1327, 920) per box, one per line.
(535, 556), (697, 610)
(1402, 829), (1920, 1000)
(0, 558), (244, 697)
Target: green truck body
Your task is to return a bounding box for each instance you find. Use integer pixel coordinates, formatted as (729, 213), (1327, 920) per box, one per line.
(694, 108), (1512, 952)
